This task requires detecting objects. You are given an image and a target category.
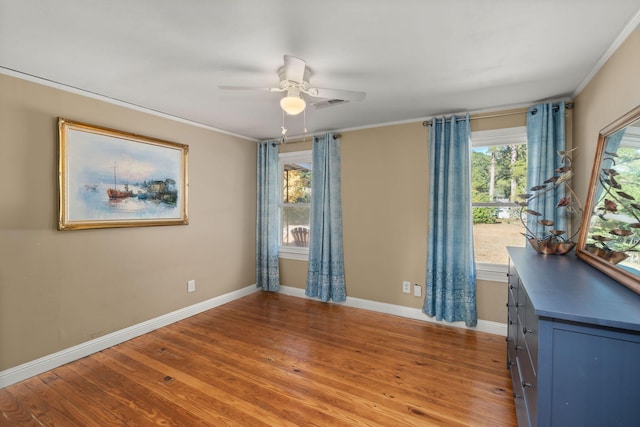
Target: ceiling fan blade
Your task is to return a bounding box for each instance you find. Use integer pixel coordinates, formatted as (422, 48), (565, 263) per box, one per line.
(218, 86), (283, 92)
(309, 98), (351, 110)
(283, 55), (306, 83)
(307, 87), (366, 102)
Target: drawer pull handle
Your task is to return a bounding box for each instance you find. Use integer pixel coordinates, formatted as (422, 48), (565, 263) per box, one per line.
(523, 327), (535, 334)
(522, 380), (533, 388)
(515, 345), (522, 350)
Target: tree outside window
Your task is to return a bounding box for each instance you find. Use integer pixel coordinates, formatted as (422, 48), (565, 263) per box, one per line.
(471, 129), (527, 267)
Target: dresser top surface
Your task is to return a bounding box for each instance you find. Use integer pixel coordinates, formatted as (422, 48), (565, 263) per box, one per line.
(508, 246), (640, 332)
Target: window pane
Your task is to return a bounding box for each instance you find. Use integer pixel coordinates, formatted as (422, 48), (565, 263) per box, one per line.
(281, 206), (310, 247)
(473, 206), (525, 264)
(472, 144), (527, 203)
(283, 163), (311, 204)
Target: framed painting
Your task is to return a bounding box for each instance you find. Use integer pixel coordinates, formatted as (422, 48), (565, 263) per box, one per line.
(58, 118), (189, 230)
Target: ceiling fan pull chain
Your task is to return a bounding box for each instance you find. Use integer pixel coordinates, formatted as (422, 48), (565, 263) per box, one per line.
(303, 109), (307, 143)
(281, 109), (288, 144)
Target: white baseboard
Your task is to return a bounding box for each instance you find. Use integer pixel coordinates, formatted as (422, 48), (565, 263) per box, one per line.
(0, 284), (259, 389)
(1, 283), (506, 389)
(279, 285), (507, 336)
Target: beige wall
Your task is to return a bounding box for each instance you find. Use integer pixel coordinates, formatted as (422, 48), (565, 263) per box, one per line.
(0, 74), (257, 370)
(573, 31), (640, 200)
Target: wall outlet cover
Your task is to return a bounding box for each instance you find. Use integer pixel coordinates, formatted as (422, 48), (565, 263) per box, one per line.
(187, 280), (196, 292)
(402, 281), (411, 293)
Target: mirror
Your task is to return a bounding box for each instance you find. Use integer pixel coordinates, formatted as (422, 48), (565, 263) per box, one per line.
(577, 105), (640, 294)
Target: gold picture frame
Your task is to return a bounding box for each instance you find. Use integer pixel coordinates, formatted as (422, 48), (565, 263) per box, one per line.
(58, 118), (189, 230)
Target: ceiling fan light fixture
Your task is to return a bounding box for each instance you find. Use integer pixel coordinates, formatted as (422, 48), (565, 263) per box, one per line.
(280, 90), (306, 115)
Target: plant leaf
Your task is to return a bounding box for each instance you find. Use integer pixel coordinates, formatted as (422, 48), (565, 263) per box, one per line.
(631, 203), (640, 211)
(555, 171), (573, 185)
(555, 166), (571, 173)
(604, 151), (619, 157)
(616, 191), (635, 200)
(602, 168), (619, 176)
(591, 235), (613, 242)
(602, 199), (617, 213)
(530, 185), (546, 191)
(538, 219), (554, 226)
(610, 229), (632, 236)
(609, 176), (621, 189)
(629, 223), (640, 229)
(550, 230), (566, 236)
(544, 176), (559, 184)
(526, 209), (542, 216)
(518, 193), (532, 199)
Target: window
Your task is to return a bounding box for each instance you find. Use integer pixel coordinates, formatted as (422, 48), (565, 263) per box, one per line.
(279, 150), (312, 260)
(471, 127), (527, 281)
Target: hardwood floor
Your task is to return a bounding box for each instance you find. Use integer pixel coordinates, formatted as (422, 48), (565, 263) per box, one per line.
(0, 292), (517, 426)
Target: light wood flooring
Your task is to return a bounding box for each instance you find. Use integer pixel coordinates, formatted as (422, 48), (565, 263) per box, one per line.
(0, 292), (517, 426)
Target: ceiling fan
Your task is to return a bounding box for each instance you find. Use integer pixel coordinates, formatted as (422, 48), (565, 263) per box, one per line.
(219, 55), (366, 115)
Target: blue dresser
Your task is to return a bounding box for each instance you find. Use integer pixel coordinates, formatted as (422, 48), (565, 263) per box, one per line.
(507, 247), (640, 427)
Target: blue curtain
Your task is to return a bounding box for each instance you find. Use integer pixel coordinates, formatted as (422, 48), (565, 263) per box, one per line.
(256, 140), (280, 292)
(526, 102), (566, 238)
(306, 133), (346, 302)
(423, 114), (477, 327)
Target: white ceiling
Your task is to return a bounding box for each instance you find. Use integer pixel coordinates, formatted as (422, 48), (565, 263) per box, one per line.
(2, 0), (640, 141)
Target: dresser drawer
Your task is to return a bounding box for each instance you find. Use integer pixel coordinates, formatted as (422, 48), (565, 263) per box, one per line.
(510, 360), (530, 427)
(523, 300), (539, 372)
(507, 304), (518, 367)
(517, 352), (537, 427)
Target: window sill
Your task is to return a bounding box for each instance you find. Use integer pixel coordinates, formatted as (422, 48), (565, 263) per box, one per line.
(279, 246), (309, 261)
(476, 262), (508, 282)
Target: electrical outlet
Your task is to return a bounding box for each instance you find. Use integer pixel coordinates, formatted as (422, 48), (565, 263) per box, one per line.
(402, 281), (411, 293)
(187, 279), (196, 293)
(413, 284), (422, 297)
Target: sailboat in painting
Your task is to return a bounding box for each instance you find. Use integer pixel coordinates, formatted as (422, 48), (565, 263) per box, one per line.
(106, 163), (133, 199)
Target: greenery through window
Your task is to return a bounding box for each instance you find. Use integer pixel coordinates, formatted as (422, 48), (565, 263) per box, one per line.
(471, 135), (527, 265)
(279, 152), (312, 250)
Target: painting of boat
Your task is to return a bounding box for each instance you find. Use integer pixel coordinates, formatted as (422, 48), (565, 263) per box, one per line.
(107, 185), (133, 199)
(58, 118), (188, 230)
(107, 163), (133, 199)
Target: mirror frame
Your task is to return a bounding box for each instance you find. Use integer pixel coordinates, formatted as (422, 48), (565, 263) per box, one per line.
(576, 104), (640, 295)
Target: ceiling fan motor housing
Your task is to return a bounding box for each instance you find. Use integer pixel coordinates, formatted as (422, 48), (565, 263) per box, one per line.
(278, 66), (311, 92)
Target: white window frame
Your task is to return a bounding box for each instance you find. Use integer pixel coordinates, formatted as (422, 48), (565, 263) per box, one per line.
(278, 150), (312, 261)
(471, 126), (527, 282)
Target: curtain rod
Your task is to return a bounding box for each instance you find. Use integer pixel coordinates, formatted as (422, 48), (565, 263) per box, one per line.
(422, 102), (574, 127)
(270, 133), (341, 146)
